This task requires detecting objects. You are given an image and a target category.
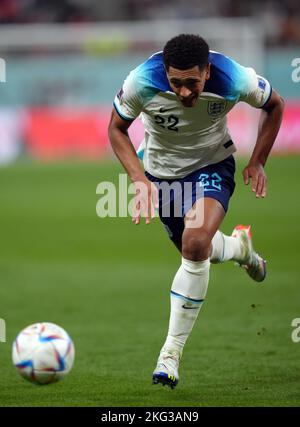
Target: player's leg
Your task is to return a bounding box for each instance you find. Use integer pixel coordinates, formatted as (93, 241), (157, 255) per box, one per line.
(165, 218), (255, 265)
(210, 226), (266, 282)
(168, 224), (264, 275)
(200, 156), (266, 280)
(153, 197), (225, 388)
(169, 227), (247, 266)
(152, 155), (265, 388)
(159, 157), (266, 282)
(210, 229), (242, 263)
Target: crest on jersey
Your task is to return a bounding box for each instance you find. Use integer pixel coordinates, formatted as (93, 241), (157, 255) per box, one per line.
(207, 101), (227, 117)
(258, 77), (266, 90)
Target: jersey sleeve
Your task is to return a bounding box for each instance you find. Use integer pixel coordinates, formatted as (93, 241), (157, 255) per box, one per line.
(113, 70), (142, 121)
(236, 66), (272, 108)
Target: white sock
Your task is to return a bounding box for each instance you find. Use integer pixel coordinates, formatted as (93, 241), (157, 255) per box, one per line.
(162, 257), (210, 354)
(210, 230), (243, 263)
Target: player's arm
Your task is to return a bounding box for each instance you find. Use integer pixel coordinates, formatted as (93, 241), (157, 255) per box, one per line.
(108, 110), (145, 183)
(108, 109), (158, 224)
(243, 89), (284, 198)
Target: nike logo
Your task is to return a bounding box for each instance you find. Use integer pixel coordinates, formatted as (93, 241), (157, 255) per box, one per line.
(159, 106), (170, 113)
(182, 304), (199, 310)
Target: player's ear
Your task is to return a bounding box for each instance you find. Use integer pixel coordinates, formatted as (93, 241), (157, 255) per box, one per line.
(205, 63), (211, 80)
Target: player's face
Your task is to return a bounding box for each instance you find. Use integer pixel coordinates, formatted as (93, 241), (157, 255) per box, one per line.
(167, 64), (210, 107)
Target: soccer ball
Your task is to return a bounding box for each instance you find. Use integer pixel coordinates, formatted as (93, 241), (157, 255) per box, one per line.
(12, 322), (75, 385)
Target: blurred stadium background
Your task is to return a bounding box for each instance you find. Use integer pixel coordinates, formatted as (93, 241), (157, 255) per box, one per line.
(0, 0), (300, 407)
(0, 0), (299, 162)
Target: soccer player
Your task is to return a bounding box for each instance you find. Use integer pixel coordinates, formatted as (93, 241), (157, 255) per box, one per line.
(108, 34), (284, 389)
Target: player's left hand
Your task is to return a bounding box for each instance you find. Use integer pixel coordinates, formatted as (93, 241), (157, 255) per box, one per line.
(243, 162), (267, 198)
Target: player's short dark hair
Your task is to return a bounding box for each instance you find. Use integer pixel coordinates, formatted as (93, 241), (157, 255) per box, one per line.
(163, 34), (209, 71)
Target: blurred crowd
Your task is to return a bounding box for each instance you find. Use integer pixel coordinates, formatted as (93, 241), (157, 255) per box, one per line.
(0, 0), (299, 45)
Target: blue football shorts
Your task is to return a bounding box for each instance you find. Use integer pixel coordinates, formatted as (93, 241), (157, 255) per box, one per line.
(145, 154), (236, 244)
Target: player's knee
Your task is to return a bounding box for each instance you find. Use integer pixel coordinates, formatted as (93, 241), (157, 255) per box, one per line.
(182, 229), (211, 261)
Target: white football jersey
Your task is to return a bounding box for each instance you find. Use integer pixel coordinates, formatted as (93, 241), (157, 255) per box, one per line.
(114, 51), (272, 179)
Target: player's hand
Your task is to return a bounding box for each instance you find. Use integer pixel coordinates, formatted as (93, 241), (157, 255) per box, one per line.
(243, 162), (267, 198)
(132, 178), (159, 225)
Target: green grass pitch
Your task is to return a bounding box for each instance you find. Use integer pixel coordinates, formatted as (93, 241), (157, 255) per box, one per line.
(0, 156), (299, 407)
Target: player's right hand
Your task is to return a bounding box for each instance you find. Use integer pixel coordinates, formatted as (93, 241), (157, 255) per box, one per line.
(132, 178), (159, 225)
